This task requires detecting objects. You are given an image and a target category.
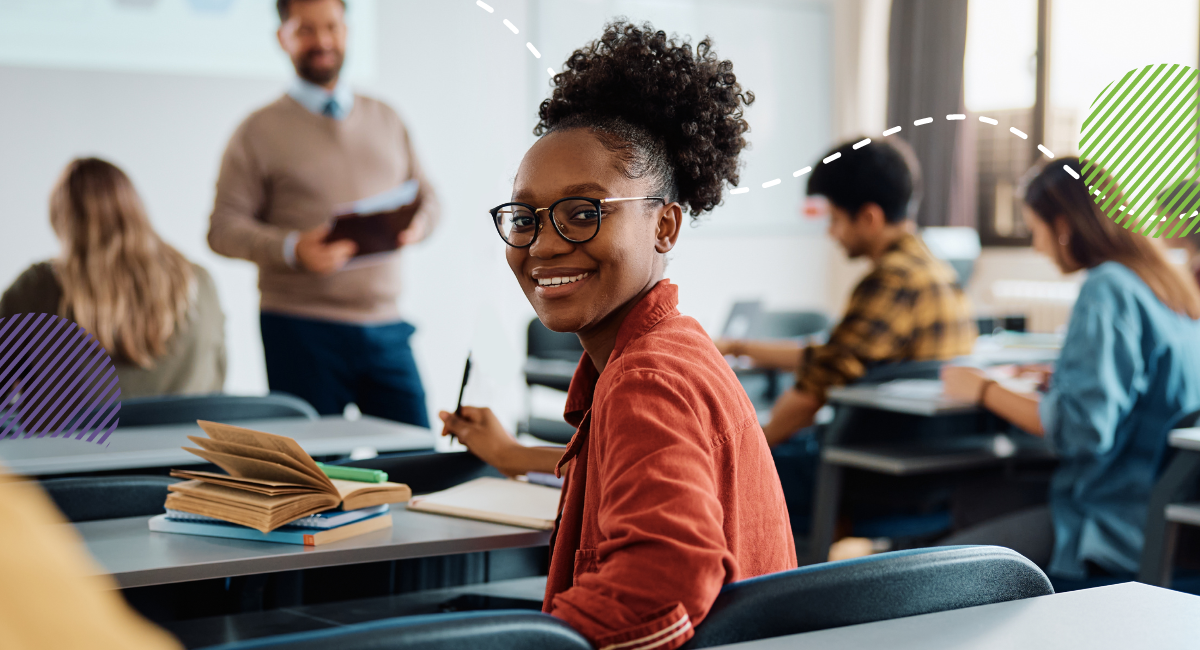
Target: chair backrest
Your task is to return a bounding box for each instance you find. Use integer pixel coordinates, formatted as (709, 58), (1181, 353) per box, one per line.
(198, 611), (592, 650)
(527, 319), (584, 362)
(334, 451), (504, 494)
(684, 545), (1052, 649)
(750, 310), (830, 340)
(40, 475), (179, 522)
(118, 393), (318, 428)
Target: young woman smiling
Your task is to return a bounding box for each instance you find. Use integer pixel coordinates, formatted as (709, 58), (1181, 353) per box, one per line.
(438, 22), (795, 650)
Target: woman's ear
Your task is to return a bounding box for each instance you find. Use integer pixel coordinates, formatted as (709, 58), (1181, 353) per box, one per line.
(655, 202), (685, 254)
(1053, 215), (1073, 246)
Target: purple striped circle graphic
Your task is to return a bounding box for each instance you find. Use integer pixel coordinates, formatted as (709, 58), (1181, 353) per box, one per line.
(0, 313), (121, 444)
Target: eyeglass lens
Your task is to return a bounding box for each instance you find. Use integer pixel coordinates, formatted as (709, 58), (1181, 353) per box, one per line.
(494, 199), (601, 246)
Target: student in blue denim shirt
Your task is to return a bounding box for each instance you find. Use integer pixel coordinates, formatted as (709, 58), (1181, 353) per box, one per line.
(941, 158), (1200, 581)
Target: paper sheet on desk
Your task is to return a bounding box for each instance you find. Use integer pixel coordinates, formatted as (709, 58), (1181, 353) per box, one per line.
(876, 379), (945, 399)
(876, 376), (1040, 400)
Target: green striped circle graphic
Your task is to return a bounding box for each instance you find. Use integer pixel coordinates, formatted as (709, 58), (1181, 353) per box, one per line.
(1079, 63), (1200, 239)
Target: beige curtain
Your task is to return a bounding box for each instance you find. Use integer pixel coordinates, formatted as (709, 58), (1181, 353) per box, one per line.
(887, 0), (976, 228)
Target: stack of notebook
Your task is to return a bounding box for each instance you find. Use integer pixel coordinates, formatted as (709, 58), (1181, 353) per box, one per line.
(149, 420), (411, 545)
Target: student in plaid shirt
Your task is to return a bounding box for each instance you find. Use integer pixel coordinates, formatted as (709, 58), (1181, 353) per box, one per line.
(718, 138), (975, 446)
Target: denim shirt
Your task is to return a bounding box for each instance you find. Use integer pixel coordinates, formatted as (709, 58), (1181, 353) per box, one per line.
(1040, 261), (1200, 579)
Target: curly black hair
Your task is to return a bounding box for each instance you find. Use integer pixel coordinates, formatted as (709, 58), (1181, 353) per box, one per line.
(535, 21), (754, 217)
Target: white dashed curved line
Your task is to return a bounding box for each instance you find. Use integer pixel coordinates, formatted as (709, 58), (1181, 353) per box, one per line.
(472, 1), (1065, 196)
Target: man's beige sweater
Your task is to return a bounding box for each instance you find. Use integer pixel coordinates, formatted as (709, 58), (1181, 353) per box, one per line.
(208, 94), (439, 323)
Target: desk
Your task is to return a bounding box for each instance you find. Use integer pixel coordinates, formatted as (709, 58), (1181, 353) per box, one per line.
(76, 507), (551, 589)
(1139, 427), (1200, 586)
(824, 434), (1055, 476)
(807, 383), (1051, 565)
(0, 415), (435, 477)
(707, 582), (1199, 649)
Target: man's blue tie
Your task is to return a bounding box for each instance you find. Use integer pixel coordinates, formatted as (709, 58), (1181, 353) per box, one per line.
(322, 99), (337, 118)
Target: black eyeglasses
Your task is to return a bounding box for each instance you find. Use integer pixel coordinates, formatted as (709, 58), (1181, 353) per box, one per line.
(489, 196), (665, 248)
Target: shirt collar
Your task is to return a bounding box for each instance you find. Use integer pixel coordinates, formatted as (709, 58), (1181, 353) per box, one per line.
(562, 279), (680, 421)
(287, 76), (355, 120)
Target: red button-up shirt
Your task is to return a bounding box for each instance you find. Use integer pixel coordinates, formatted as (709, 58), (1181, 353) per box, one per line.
(544, 280), (797, 650)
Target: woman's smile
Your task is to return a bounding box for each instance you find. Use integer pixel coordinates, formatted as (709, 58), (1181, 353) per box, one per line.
(531, 268), (595, 299)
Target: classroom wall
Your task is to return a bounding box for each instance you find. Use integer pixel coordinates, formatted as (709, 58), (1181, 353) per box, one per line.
(0, 0), (838, 429)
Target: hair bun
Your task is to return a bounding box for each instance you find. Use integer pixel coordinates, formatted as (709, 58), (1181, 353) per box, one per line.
(536, 21), (754, 216)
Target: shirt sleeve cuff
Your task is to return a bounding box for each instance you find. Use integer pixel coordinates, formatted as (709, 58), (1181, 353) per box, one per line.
(594, 602), (693, 650)
(282, 231), (300, 270)
(1039, 390), (1060, 443)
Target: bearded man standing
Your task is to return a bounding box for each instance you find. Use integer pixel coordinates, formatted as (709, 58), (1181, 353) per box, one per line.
(208, 0), (439, 427)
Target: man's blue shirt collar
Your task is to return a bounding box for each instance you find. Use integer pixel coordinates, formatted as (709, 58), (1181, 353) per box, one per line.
(288, 77), (355, 120)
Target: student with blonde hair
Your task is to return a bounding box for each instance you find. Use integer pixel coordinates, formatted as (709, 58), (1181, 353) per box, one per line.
(941, 158), (1200, 581)
(0, 157), (225, 398)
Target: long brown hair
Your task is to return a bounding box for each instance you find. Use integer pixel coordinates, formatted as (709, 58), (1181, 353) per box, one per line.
(50, 158), (194, 368)
(1023, 157), (1200, 319)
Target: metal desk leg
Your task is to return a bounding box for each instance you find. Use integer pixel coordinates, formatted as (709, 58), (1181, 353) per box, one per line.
(805, 459), (844, 566)
(1138, 450), (1200, 587)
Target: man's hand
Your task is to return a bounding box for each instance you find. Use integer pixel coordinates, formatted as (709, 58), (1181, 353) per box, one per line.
(714, 339), (743, 357)
(398, 211), (429, 246)
(296, 224), (356, 274)
(439, 406), (525, 477)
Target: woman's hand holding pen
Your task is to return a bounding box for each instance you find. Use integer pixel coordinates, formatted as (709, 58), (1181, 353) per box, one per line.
(438, 406), (524, 477)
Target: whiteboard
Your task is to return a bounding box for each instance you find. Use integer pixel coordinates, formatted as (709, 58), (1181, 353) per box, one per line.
(0, 0), (377, 81)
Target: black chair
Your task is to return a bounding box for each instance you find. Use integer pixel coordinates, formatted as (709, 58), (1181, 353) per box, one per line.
(118, 393), (318, 428)
(685, 545), (1053, 648)
(40, 475), (179, 522)
(1138, 408), (1200, 587)
(333, 450), (504, 494)
(518, 319), (584, 445)
(198, 610), (591, 650)
(730, 308), (831, 409)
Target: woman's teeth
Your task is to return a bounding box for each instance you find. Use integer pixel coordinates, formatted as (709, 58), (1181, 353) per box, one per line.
(537, 272), (591, 287)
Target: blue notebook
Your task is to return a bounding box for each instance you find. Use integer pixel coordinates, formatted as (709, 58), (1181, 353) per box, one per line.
(148, 512), (392, 546)
(164, 504), (388, 529)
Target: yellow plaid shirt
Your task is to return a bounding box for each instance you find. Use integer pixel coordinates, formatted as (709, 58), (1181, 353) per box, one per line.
(796, 233), (976, 401)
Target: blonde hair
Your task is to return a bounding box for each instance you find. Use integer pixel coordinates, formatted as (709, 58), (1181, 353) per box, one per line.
(49, 158), (194, 368)
(1023, 157), (1200, 319)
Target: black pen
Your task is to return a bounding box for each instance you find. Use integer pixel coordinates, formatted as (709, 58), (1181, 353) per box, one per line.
(454, 353), (472, 418)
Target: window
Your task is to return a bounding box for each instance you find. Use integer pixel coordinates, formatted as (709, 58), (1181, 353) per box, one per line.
(1047, 0), (1198, 156)
(966, 0), (1200, 246)
(964, 0), (1040, 244)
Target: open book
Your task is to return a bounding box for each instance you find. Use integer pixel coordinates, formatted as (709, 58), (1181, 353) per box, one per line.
(166, 420), (411, 532)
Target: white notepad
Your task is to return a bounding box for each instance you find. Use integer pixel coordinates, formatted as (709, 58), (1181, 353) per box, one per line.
(406, 477), (562, 530)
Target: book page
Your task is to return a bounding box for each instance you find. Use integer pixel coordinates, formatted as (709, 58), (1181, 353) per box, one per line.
(333, 479), (412, 510)
(197, 421), (329, 487)
(170, 470), (320, 495)
(182, 447), (327, 487)
(188, 435), (332, 489)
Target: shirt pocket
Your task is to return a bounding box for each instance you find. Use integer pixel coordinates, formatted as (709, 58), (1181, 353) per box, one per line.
(573, 548), (599, 584)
